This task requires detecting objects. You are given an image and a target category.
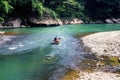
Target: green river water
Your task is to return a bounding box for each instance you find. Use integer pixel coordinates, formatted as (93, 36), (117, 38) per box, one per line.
(0, 24), (120, 80)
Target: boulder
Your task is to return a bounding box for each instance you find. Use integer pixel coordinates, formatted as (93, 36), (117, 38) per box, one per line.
(28, 17), (63, 26)
(62, 18), (84, 24)
(13, 19), (22, 27)
(70, 18), (84, 24)
(62, 19), (69, 24)
(105, 19), (114, 24)
(112, 18), (120, 24)
(3, 18), (22, 28)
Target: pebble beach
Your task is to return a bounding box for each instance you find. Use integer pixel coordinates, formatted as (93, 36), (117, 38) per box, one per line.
(81, 31), (120, 56)
(76, 31), (120, 80)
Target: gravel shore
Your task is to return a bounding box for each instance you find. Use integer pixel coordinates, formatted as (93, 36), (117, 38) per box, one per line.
(77, 71), (120, 80)
(76, 31), (120, 80)
(81, 31), (120, 56)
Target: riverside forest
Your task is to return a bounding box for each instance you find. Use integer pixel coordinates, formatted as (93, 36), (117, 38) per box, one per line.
(0, 0), (120, 80)
(0, 0), (120, 27)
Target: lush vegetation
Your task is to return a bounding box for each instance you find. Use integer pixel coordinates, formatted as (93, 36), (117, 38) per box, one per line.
(0, 0), (120, 21)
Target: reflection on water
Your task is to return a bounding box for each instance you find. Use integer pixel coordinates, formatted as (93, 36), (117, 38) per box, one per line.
(0, 24), (120, 80)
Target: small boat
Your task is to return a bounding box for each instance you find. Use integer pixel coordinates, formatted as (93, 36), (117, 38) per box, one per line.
(51, 38), (61, 45)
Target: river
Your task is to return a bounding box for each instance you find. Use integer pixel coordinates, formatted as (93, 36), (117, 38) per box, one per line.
(0, 24), (120, 80)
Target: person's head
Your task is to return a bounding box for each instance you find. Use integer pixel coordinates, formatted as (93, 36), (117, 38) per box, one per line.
(54, 37), (57, 40)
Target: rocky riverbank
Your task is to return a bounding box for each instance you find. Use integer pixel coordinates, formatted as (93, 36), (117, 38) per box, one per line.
(0, 17), (84, 28)
(0, 17), (120, 28)
(74, 31), (120, 80)
(81, 31), (120, 56)
(77, 71), (120, 80)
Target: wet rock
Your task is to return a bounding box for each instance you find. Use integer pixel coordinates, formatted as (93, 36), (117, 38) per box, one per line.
(28, 17), (63, 26)
(62, 18), (84, 24)
(20, 25), (26, 27)
(84, 20), (104, 24)
(96, 21), (103, 24)
(69, 18), (84, 24)
(105, 19), (114, 23)
(105, 18), (120, 24)
(112, 18), (120, 24)
(3, 18), (22, 28)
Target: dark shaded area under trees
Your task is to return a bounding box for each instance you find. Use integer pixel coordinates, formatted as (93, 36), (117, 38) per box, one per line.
(0, 0), (120, 22)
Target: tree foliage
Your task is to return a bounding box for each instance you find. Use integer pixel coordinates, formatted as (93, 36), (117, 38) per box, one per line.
(0, 0), (13, 20)
(0, 0), (120, 20)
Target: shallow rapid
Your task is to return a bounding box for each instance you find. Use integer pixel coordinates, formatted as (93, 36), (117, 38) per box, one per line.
(0, 24), (120, 80)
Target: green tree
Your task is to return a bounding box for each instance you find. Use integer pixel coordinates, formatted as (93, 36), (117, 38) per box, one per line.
(0, 0), (13, 21)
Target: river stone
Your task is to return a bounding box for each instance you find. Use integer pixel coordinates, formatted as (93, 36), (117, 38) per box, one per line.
(105, 19), (114, 23)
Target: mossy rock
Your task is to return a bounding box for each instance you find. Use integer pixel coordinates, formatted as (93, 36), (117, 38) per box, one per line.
(100, 56), (120, 66)
(61, 69), (80, 80)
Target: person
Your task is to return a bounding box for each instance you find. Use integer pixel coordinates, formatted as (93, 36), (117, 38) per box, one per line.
(53, 37), (61, 44)
(54, 37), (57, 42)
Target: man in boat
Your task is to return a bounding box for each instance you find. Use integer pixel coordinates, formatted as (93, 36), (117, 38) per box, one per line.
(53, 37), (61, 44)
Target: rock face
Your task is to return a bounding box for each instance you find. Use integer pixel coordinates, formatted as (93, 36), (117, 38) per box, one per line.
(0, 17), (84, 28)
(28, 17), (63, 26)
(0, 18), (26, 28)
(105, 18), (120, 24)
(112, 18), (120, 23)
(28, 17), (84, 26)
(105, 19), (114, 23)
(1, 17), (120, 28)
(81, 31), (120, 56)
(62, 18), (84, 24)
